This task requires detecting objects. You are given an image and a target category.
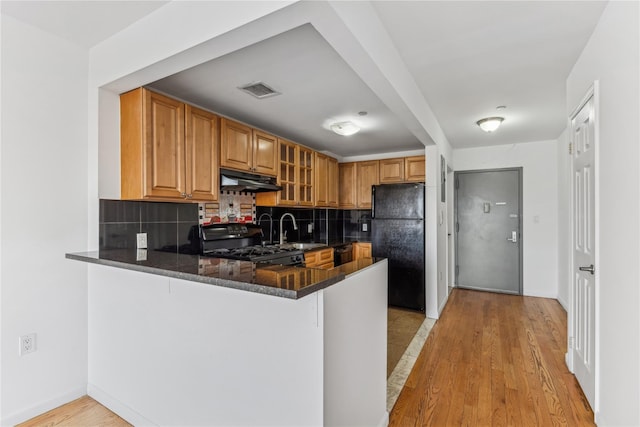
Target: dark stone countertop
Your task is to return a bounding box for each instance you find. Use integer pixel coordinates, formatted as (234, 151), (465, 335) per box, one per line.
(66, 249), (373, 300)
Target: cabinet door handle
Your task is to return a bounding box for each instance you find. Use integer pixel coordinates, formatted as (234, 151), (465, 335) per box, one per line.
(180, 192), (187, 198)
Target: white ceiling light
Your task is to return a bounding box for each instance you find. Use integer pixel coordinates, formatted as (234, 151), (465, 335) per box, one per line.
(476, 117), (504, 133)
(330, 121), (360, 136)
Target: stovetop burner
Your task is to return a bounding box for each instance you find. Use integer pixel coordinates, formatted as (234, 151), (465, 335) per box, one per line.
(190, 223), (306, 266)
(204, 244), (303, 263)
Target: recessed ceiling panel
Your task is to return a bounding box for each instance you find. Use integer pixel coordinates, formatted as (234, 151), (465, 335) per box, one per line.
(148, 24), (424, 157)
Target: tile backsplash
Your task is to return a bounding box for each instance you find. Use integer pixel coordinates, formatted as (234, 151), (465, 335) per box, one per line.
(100, 198), (372, 253)
(256, 206), (371, 245)
(100, 199), (198, 251)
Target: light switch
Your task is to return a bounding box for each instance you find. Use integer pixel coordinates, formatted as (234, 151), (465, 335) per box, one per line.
(362, 223), (368, 232)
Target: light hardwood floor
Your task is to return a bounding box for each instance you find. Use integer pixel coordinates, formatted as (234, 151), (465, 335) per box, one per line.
(16, 396), (130, 427)
(389, 288), (595, 426)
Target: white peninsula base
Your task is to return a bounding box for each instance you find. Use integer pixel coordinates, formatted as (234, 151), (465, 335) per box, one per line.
(87, 259), (388, 426)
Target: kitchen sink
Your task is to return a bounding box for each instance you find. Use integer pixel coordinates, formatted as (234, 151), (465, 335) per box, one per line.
(280, 242), (328, 250)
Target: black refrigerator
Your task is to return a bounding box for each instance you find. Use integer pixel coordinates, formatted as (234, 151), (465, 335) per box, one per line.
(371, 183), (425, 312)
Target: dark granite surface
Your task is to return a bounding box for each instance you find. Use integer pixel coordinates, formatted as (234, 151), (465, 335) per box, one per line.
(329, 257), (384, 277)
(66, 249), (361, 299)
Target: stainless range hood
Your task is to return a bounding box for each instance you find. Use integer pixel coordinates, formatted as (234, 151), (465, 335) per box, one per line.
(220, 168), (282, 193)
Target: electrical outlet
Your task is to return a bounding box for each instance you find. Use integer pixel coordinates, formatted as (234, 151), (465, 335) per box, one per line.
(136, 232), (148, 249)
(307, 223), (313, 233)
(19, 333), (37, 356)
(136, 249), (147, 261)
(362, 223), (368, 232)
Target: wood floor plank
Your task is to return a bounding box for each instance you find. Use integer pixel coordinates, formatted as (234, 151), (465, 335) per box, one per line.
(17, 396), (130, 427)
(389, 289), (595, 426)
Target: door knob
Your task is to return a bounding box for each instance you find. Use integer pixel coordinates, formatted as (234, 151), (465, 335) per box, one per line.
(579, 264), (595, 275)
(506, 231), (517, 243)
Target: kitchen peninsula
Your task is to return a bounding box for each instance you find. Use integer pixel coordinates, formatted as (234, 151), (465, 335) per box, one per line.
(67, 250), (388, 427)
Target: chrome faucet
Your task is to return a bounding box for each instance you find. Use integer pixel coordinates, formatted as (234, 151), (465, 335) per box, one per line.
(257, 213), (273, 244)
(279, 213), (298, 245)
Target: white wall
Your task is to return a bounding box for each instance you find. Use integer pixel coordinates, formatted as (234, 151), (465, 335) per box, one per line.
(453, 140), (559, 299)
(566, 2), (640, 424)
(0, 15), (89, 424)
(556, 128), (571, 310)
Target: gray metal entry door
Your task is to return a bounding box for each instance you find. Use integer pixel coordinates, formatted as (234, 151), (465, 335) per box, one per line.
(455, 168), (522, 294)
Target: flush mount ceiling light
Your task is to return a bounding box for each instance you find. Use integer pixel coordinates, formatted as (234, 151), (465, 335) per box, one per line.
(330, 121), (360, 136)
(476, 117), (504, 133)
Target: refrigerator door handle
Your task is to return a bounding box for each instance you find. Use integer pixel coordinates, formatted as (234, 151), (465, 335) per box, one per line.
(371, 186), (375, 218)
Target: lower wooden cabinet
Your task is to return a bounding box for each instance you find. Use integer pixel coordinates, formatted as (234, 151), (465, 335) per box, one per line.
(353, 242), (372, 260)
(304, 248), (334, 269)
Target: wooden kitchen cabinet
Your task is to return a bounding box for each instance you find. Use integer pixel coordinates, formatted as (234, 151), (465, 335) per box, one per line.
(298, 146), (314, 206)
(304, 247), (334, 269)
(327, 156), (339, 207)
(315, 153), (339, 207)
(256, 139), (314, 207)
(356, 161), (379, 209)
(405, 155), (426, 182)
(220, 118), (278, 176)
(353, 242), (372, 260)
(338, 162), (357, 209)
(120, 88), (219, 201)
(379, 158), (405, 183)
(379, 155), (426, 183)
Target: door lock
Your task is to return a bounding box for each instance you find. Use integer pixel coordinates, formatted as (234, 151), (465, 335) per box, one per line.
(579, 264), (595, 275)
(506, 231), (517, 243)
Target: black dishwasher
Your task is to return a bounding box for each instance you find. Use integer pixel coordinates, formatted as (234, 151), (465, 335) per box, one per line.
(334, 243), (353, 266)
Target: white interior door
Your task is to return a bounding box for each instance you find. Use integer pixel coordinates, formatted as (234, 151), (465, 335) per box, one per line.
(571, 95), (596, 408)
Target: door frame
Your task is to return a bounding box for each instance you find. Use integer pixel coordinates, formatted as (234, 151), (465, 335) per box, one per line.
(566, 81), (600, 414)
(454, 167), (524, 295)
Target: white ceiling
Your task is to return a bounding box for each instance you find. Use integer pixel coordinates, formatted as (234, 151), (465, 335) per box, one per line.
(1, 0), (607, 156)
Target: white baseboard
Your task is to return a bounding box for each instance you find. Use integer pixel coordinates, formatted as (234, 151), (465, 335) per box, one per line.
(88, 383), (156, 426)
(378, 410), (390, 427)
(438, 293), (449, 316)
(1, 386), (86, 426)
(557, 295), (569, 311)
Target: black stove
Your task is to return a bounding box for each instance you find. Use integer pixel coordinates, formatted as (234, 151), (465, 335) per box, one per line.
(196, 223), (304, 266)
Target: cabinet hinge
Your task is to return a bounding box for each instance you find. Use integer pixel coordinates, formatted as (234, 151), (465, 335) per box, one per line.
(568, 336), (574, 349)
(568, 142), (573, 155)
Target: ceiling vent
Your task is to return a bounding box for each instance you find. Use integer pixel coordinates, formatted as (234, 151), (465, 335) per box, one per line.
(238, 82), (280, 99)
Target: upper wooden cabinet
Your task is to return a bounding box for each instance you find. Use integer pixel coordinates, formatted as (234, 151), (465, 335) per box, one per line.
(185, 105), (220, 201)
(298, 146), (314, 206)
(404, 155), (426, 182)
(220, 118), (277, 176)
(338, 162), (357, 209)
(379, 155), (426, 183)
(379, 158), (405, 184)
(120, 88), (219, 201)
(256, 139), (314, 207)
(356, 161), (379, 209)
(327, 156), (339, 207)
(315, 153), (339, 208)
(338, 161), (379, 209)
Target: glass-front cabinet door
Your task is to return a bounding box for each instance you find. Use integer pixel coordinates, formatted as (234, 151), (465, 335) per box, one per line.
(278, 139), (297, 206)
(298, 146), (314, 206)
